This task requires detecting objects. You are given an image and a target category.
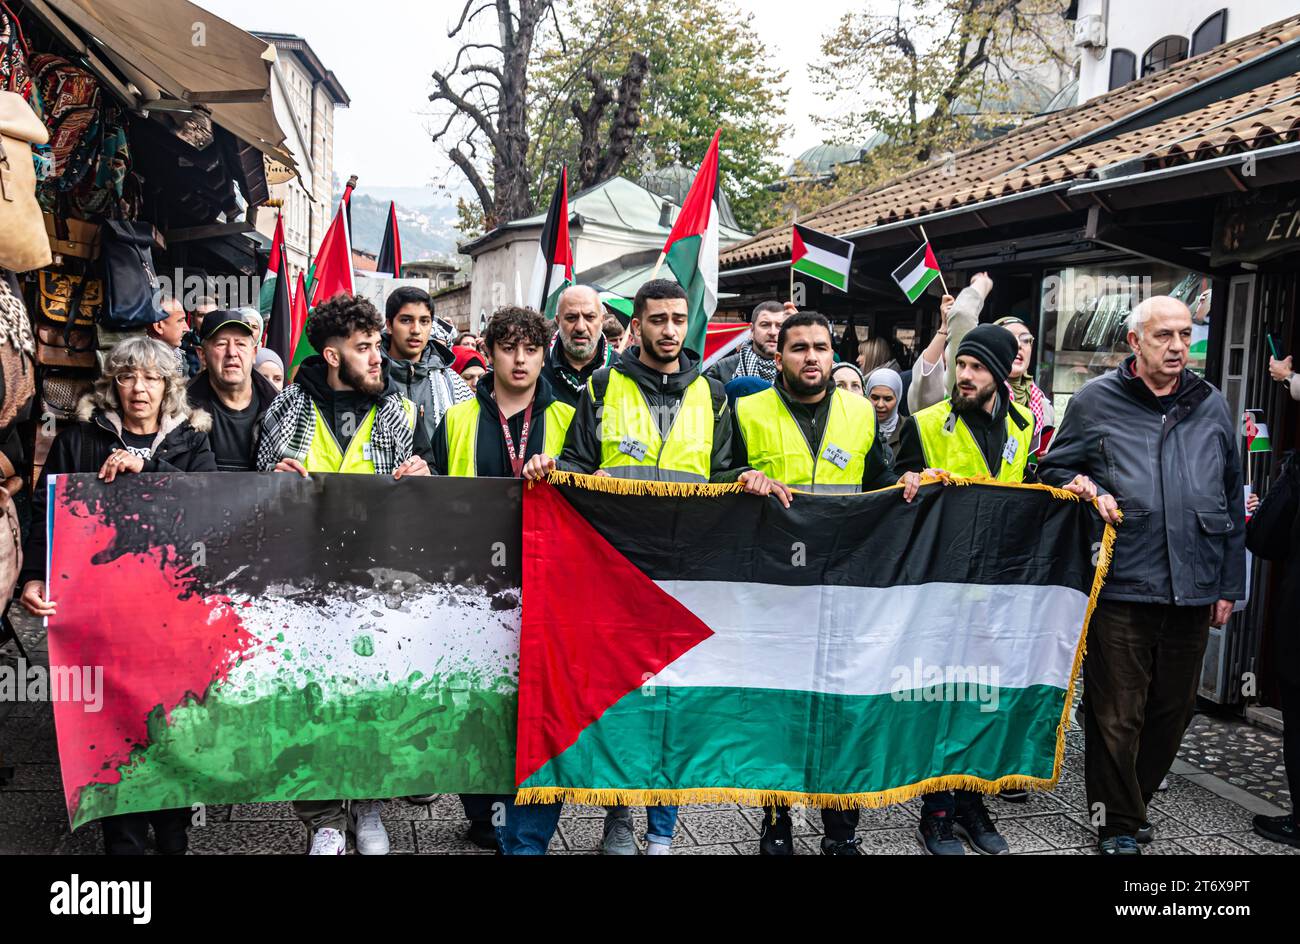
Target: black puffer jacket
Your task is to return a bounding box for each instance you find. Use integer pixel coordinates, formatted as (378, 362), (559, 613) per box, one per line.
(1038, 356), (1246, 606)
(20, 400), (217, 585)
(1246, 452), (1300, 686)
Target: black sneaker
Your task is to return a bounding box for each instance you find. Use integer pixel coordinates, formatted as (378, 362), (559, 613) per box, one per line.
(466, 820), (499, 851)
(953, 799), (1009, 854)
(1253, 814), (1300, 848)
(820, 836), (862, 855)
(917, 811), (964, 855)
(998, 789), (1029, 803)
(1098, 835), (1141, 855)
(1135, 821), (1154, 844)
(760, 811), (794, 855)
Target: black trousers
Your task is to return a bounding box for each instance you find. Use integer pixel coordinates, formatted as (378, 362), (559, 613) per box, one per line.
(101, 808), (190, 855)
(1083, 600), (1210, 839)
(767, 804), (859, 842)
(1281, 678), (1300, 825)
(460, 794), (508, 824)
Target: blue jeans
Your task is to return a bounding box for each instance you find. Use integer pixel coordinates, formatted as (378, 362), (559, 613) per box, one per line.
(609, 804), (679, 845)
(497, 798), (563, 855)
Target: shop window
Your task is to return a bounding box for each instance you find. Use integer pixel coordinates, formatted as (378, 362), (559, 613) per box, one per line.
(1108, 49), (1136, 90)
(1141, 35), (1189, 77)
(1039, 262), (1209, 417)
(1192, 10), (1227, 56)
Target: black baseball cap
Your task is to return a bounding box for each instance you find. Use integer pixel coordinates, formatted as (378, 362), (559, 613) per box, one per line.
(198, 309), (259, 342)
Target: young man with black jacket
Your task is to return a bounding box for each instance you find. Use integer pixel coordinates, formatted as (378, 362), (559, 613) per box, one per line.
(382, 285), (472, 445)
(509, 279), (772, 855)
(255, 293), (432, 855)
(432, 306), (574, 851)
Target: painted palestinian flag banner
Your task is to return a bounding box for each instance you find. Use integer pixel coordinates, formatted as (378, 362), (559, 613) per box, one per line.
(516, 474), (1112, 808)
(892, 240), (941, 303)
(46, 474), (521, 828)
(792, 223), (853, 291)
(663, 129), (721, 358)
(527, 167), (574, 319)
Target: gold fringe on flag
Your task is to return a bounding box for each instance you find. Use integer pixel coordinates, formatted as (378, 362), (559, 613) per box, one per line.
(541, 469), (745, 498)
(515, 771), (1062, 810)
(520, 467), (1122, 810)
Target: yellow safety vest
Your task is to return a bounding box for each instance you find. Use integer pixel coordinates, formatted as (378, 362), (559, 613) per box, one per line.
(912, 398), (1034, 482)
(734, 386), (878, 494)
(443, 397), (575, 477)
(303, 398), (417, 474)
(596, 369), (714, 482)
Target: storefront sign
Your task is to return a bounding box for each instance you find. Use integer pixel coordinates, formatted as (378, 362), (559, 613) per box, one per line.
(1213, 195), (1300, 265)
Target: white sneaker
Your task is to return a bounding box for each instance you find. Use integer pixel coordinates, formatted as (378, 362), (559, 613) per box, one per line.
(308, 827), (346, 855)
(349, 800), (390, 855)
(646, 839), (672, 855)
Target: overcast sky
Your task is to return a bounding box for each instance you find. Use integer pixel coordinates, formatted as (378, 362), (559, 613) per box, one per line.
(200, 0), (865, 198)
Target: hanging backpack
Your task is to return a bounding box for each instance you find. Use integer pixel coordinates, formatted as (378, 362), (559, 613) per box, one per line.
(99, 220), (164, 330)
(0, 2), (40, 115)
(30, 53), (99, 187)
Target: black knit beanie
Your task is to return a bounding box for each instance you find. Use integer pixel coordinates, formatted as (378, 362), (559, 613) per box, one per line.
(956, 323), (1019, 386)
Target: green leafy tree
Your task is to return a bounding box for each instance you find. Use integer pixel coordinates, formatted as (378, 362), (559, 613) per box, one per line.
(767, 0), (1070, 226)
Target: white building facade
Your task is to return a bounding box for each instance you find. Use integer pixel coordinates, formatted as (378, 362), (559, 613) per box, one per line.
(1073, 2), (1297, 103)
(251, 32), (349, 278)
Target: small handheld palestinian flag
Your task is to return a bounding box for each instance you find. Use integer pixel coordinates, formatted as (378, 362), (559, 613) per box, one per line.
(528, 167), (574, 318)
(892, 240), (942, 303)
(791, 223), (853, 291)
(1243, 409), (1271, 453)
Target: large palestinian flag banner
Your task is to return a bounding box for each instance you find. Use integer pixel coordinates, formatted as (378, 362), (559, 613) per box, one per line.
(516, 474), (1113, 808)
(46, 474), (521, 828)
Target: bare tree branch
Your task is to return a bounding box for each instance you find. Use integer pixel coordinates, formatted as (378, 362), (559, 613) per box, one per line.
(449, 1), (495, 38)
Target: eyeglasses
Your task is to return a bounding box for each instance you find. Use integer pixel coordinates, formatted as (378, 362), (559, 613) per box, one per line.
(113, 372), (165, 388)
(1015, 334), (1035, 346)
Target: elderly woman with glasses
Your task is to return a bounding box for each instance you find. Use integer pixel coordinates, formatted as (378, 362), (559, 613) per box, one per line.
(19, 335), (216, 613)
(17, 336), (216, 856)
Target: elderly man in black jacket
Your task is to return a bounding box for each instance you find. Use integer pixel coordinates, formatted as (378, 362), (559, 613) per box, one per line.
(1039, 295), (1245, 856)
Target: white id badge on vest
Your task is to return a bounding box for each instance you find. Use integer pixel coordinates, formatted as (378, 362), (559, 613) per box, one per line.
(618, 436), (649, 461)
(1001, 437), (1018, 466)
(362, 442), (374, 462)
(821, 443), (851, 470)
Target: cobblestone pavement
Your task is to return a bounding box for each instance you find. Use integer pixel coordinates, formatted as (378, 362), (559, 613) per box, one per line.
(2, 615), (1294, 855)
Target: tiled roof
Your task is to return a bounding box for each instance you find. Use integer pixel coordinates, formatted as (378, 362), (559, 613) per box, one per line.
(722, 13), (1300, 268)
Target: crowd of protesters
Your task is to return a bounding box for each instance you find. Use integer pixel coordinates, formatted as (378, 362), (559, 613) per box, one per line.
(9, 270), (1294, 858)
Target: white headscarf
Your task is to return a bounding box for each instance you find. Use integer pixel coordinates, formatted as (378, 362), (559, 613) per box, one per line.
(866, 367), (903, 436)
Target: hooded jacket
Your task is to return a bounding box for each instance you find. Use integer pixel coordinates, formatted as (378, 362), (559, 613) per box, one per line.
(21, 398), (217, 585)
(381, 332), (472, 443)
(542, 333), (613, 408)
(557, 346), (735, 479)
(431, 370), (566, 477)
(1037, 356), (1246, 607)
